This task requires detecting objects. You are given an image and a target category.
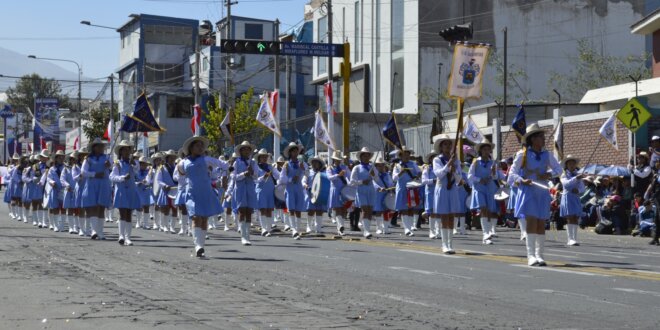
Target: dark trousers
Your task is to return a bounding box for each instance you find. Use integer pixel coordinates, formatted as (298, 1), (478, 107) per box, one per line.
(350, 208), (360, 230)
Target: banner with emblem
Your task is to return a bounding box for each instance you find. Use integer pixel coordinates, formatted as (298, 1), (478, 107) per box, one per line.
(599, 112), (618, 150)
(463, 115), (485, 144)
(120, 93), (165, 133)
(256, 92), (281, 136)
(313, 110), (336, 150)
(447, 43), (490, 100)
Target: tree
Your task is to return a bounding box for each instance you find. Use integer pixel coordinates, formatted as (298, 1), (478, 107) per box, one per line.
(5, 74), (70, 112)
(201, 87), (266, 156)
(80, 107), (119, 141)
(548, 39), (652, 102)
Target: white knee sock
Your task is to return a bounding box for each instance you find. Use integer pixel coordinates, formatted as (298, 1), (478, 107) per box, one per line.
(193, 227), (203, 251)
(118, 220), (125, 240)
(362, 219), (371, 237)
(535, 234), (545, 262)
(336, 215), (344, 231)
(519, 218), (527, 238)
(526, 233), (537, 265)
(67, 215), (75, 232)
(458, 216), (466, 234)
(480, 218), (489, 239)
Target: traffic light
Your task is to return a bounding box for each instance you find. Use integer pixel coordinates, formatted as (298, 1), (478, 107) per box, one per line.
(221, 39), (280, 55)
(438, 22), (473, 42)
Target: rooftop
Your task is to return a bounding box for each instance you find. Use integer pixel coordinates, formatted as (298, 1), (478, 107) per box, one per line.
(630, 7), (660, 35)
(580, 76), (660, 104)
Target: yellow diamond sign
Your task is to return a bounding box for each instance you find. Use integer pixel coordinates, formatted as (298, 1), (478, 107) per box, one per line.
(616, 97), (652, 132)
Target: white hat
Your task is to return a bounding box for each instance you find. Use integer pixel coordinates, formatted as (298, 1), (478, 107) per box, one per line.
(652, 135), (660, 142)
(114, 139), (133, 156)
(182, 136), (210, 156)
(561, 155), (580, 167)
(638, 151), (650, 159)
(356, 147), (374, 160)
(231, 152), (238, 159)
(132, 151), (142, 158)
(475, 140), (494, 153)
(68, 151), (78, 160)
(151, 152), (163, 161)
(425, 151), (438, 164)
(234, 140), (256, 155)
(89, 137), (107, 149)
(523, 123), (545, 141)
(138, 156), (151, 165)
(330, 150), (344, 162)
(219, 155), (226, 161)
(276, 156), (286, 163)
(51, 150), (66, 159)
(163, 149), (178, 158)
(374, 156), (387, 165)
(254, 148), (271, 162)
(432, 134), (454, 151)
(39, 149), (51, 158)
(309, 155), (326, 167)
(400, 146), (414, 155)
(283, 142), (302, 159)
(12, 154), (20, 160)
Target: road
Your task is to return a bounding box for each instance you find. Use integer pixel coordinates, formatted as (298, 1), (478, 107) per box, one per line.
(1, 204), (659, 329)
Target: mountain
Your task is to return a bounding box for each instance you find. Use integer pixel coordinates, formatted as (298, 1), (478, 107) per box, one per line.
(0, 47), (99, 99)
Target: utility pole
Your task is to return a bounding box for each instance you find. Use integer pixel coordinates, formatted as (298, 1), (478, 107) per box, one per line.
(502, 27), (508, 122)
(274, 19), (281, 158)
(326, 0), (334, 156)
(194, 36), (201, 106)
(224, 0), (235, 111)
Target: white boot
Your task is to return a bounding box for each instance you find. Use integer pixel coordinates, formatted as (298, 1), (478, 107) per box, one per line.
(362, 219), (372, 238)
(458, 216), (466, 235)
(117, 220), (125, 245)
(193, 227), (205, 257)
(315, 215), (323, 234)
(403, 216), (413, 236)
(428, 218), (437, 238)
(153, 212), (160, 230)
(292, 217), (301, 240)
(97, 218), (105, 239)
(263, 216), (272, 237)
(519, 217), (527, 240)
(79, 217), (86, 236)
(446, 228), (455, 253)
(305, 216), (312, 233)
(572, 224), (580, 246)
(125, 221), (133, 246)
(31, 210), (38, 226)
(453, 217), (459, 234)
(481, 218), (492, 244)
(179, 215), (188, 236)
(535, 234), (546, 266)
(526, 233), (538, 266)
(168, 215), (176, 233)
(489, 218), (497, 237)
(241, 222), (252, 246)
(440, 228), (450, 253)
(67, 215), (75, 233)
(376, 216), (384, 235)
(53, 214), (61, 232)
(336, 215), (345, 235)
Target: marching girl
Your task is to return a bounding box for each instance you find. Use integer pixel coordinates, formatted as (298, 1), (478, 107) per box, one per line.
(155, 150), (178, 234)
(135, 157), (154, 230)
(173, 150), (192, 235)
(372, 156), (394, 235)
(454, 171), (470, 235)
(232, 141), (259, 246)
(22, 155), (41, 226)
(9, 155), (26, 222)
(273, 156), (287, 227)
(393, 146), (421, 237)
(222, 153), (237, 232)
(279, 142), (306, 240)
(350, 147), (376, 239)
(61, 152), (79, 234)
(255, 148), (278, 237)
(109, 140), (141, 246)
(506, 162), (526, 240)
(3, 157), (15, 218)
(179, 136), (223, 258)
(432, 134), (462, 254)
(36, 151), (50, 227)
(468, 141), (502, 245)
(74, 148), (89, 236)
(45, 151), (65, 232)
(422, 151), (439, 239)
(327, 151), (350, 235)
(559, 155), (585, 247)
(304, 155), (326, 234)
(80, 138), (113, 240)
(149, 152), (164, 230)
(509, 123), (562, 266)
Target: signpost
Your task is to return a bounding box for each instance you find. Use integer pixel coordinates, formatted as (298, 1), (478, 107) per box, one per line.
(0, 105), (14, 163)
(280, 42), (345, 57)
(616, 97), (652, 133)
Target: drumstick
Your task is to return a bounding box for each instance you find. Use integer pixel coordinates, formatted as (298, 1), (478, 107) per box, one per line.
(530, 181), (551, 190)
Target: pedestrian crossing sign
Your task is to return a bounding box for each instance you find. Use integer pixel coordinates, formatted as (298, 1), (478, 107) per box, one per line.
(616, 97), (651, 132)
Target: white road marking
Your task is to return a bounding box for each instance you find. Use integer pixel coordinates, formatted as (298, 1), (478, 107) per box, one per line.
(534, 289), (630, 307)
(388, 266), (473, 280)
(547, 249), (627, 259)
(510, 264), (611, 277)
(397, 249), (464, 259)
(365, 292), (469, 314)
(603, 250), (660, 258)
(627, 269), (660, 276)
(612, 288), (660, 298)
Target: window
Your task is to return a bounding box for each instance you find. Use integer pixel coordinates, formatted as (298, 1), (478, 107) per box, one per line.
(144, 25), (193, 46)
(244, 23), (264, 40)
(392, 56), (404, 110)
(145, 63), (184, 86)
(391, 0), (405, 110)
(64, 121), (73, 129)
(202, 57), (209, 71)
(392, 0), (404, 52)
(166, 96), (194, 118)
(317, 16), (328, 75)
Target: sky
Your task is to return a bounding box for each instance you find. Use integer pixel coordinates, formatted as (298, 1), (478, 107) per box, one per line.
(1, 0), (310, 79)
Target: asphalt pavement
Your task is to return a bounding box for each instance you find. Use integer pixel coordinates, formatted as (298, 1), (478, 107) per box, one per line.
(1, 204), (660, 329)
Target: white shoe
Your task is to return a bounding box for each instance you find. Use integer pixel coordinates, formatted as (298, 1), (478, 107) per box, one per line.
(483, 239), (493, 245)
(527, 256), (538, 266)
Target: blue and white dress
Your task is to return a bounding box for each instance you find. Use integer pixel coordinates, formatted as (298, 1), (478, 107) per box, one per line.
(173, 167), (188, 208)
(155, 164), (177, 207)
(372, 169), (393, 213)
(232, 157), (259, 210)
(109, 160), (140, 210)
(2, 167), (12, 204)
(61, 165), (76, 209)
(32, 162), (48, 201)
(421, 165), (436, 214)
(509, 149), (562, 220)
(457, 172), (469, 214)
(327, 164), (349, 209)
(256, 162), (278, 209)
(183, 156), (223, 217)
(506, 168), (520, 212)
(468, 157), (501, 214)
(279, 160), (306, 212)
(72, 164), (84, 208)
(392, 161), (421, 211)
(350, 162), (376, 208)
(80, 154), (112, 208)
(9, 166), (23, 200)
(432, 154), (462, 215)
(135, 168), (154, 207)
(21, 167), (37, 203)
(44, 164), (64, 209)
(305, 169), (325, 211)
(560, 170), (585, 217)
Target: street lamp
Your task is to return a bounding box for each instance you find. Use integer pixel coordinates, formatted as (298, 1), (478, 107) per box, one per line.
(27, 55), (82, 148)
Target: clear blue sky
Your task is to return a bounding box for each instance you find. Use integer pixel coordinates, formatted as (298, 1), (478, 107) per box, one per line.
(1, 0), (310, 79)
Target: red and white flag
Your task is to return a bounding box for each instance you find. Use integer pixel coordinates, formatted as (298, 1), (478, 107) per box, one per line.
(73, 135), (79, 151)
(256, 92), (281, 136)
(270, 90), (279, 115)
(27, 143), (33, 153)
(324, 82), (336, 116)
(191, 104), (202, 136)
(103, 120), (113, 141)
(39, 136), (47, 151)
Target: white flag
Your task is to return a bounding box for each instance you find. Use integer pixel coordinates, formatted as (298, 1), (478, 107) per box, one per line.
(462, 115), (484, 144)
(220, 111), (232, 140)
(448, 43), (490, 100)
(256, 92), (281, 136)
(599, 113), (618, 150)
(314, 110), (336, 149)
(554, 116), (564, 159)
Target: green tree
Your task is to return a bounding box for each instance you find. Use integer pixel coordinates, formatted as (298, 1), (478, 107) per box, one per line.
(80, 107), (119, 141)
(548, 39), (652, 102)
(202, 87), (266, 156)
(6, 74), (70, 112)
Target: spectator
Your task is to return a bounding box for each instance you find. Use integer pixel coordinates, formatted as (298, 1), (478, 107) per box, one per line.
(649, 135), (660, 168)
(596, 195), (628, 235)
(630, 152), (652, 196)
(632, 200), (656, 237)
(629, 192), (643, 230)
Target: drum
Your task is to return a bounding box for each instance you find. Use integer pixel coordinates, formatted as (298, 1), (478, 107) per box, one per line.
(340, 185), (357, 201)
(406, 180), (423, 189)
(406, 187), (422, 208)
(274, 184), (286, 202)
(494, 187), (510, 201)
(167, 187), (178, 199)
(383, 192), (396, 210)
(310, 172), (330, 205)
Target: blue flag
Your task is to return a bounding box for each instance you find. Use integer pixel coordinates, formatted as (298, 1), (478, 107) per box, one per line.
(120, 93), (165, 132)
(511, 104), (526, 137)
(382, 114), (403, 149)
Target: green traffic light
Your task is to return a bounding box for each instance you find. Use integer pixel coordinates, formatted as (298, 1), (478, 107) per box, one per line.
(257, 42), (265, 52)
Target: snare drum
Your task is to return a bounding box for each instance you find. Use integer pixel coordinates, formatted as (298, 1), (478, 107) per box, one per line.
(383, 192), (396, 210)
(167, 187), (178, 199)
(340, 185), (357, 201)
(494, 187), (510, 201)
(310, 172), (330, 205)
(274, 185), (286, 202)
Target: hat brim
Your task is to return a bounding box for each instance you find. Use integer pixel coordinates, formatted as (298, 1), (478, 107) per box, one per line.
(114, 144), (134, 156)
(234, 143), (256, 155)
(561, 157), (580, 167)
(476, 142), (494, 152)
(523, 128), (545, 141)
(433, 138), (454, 151)
(183, 136), (210, 156)
(283, 144), (301, 159)
(356, 151), (374, 160)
